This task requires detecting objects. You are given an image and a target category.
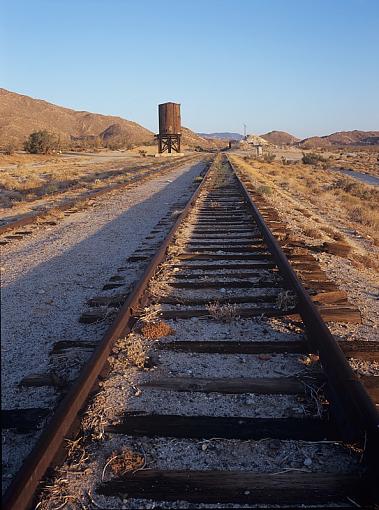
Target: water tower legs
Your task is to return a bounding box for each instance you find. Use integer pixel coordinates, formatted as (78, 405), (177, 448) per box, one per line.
(157, 134), (181, 154)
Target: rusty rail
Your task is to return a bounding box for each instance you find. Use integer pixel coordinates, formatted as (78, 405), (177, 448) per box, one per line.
(228, 155), (379, 461)
(2, 158), (214, 510)
(0, 155), (199, 235)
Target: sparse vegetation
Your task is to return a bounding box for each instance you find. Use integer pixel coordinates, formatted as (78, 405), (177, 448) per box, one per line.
(263, 152), (276, 163)
(302, 227), (321, 239)
(141, 320), (175, 339)
(3, 142), (16, 155)
(0, 151), (169, 209)
(256, 185), (272, 195)
(230, 151), (379, 265)
(206, 301), (239, 322)
(105, 449), (145, 477)
(126, 337), (149, 368)
(302, 152), (327, 165)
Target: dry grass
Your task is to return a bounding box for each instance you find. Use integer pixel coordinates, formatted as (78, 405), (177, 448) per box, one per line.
(206, 301), (240, 322)
(230, 153), (379, 246)
(37, 476), (78, 510)
(0, 151), (170, 210)
(302, 227), (322, 239)
(127, 337), (149, 368)
(141, 320), (175, 339)
(104, 448), (145, 478)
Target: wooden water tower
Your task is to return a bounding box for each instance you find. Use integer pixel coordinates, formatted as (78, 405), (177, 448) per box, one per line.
(156, 102), (181, 153)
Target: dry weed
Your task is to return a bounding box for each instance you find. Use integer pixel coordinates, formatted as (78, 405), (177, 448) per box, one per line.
(138, 304), (161, 322)
(103, 448), (145, 479)
(127, 337), (149, 368)
(302, 227), (321, 239)
(141, 320), (175, 339)
(276, 290), (297, 311)
(148, 279), (171, 298)
(206, 301), (239, 322)
(301, 354), (320, 366)
(81, 403), (109, 441)
(36, 476), (79, 510)
(65, 436), (89, 469)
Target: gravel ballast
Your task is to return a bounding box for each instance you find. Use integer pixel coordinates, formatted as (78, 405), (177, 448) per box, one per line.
(1, 158), (207, 489)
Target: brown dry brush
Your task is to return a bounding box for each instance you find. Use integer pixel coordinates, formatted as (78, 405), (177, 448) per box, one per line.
(141, 320), (175, 339)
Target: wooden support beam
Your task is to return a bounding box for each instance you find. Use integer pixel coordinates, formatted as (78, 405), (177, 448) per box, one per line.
(141, 376), (312, 394)
(98, 470), (365, 505)
(107, 414), (337, 440)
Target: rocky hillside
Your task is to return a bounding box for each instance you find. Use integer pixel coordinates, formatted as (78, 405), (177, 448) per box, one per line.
(0, 89), (218, 151)
(260, 130), (300, 145)
(0, 88), (154, 148)
(298, 130), (379, 148)
(181, 128), (225, 150)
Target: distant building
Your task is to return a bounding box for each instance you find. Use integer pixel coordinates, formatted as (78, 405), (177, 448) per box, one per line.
(240, 134), (268, 156)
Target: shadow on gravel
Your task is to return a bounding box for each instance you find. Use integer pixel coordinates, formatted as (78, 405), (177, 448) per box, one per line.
(1, 160), (206, 387)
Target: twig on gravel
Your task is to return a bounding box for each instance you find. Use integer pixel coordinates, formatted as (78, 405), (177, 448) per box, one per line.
(86, 490), (104, 508)
(346, 496), (362, 508)
(101, 453), (118, 481)
(138, 304), (161, 322)
(269, 468), (310, 475)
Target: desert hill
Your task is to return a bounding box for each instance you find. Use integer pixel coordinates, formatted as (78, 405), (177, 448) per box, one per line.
(298, 130), (379, 148)
(260, 130), (300, 145)
(0, 89), (218, 150)
(0, 88), (154, 148)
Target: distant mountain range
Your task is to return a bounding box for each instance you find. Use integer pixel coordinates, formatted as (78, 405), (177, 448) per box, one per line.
(198, 132), (243, 141)
(0, 89), (223, 150)
(200, 129), (379, 147)
(1, 89), (377, 151)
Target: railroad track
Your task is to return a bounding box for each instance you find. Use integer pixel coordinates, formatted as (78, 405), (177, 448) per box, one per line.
(0, 153), (201, 240)
(3, 155), (378, 509)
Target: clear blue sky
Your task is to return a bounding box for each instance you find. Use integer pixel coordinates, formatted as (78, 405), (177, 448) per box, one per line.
(1, 0), (378, 138)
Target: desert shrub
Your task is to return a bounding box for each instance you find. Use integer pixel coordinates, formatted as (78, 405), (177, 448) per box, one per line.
(256, 185), (272, 195)
(138, 149), (147, 157)
(263, 152), (276, 163)
(104, 134), (130, 150)
(3, 143), (16, 155)
(302, 152), (326, 165)
(281, 157), (292, 165)
(332, 177), (378, 201)
(24, 131), (60, 154)
(141, 320), (174, 339)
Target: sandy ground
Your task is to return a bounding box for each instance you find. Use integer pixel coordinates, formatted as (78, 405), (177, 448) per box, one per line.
(1, 157), (207, 490)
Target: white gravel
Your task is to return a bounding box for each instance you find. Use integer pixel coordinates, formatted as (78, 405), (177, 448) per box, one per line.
(1, 159), (206, 410)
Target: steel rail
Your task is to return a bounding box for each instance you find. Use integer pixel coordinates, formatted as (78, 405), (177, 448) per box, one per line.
(228, 155), (379, 460)
(0, 155), (199, 235)
(2, 158), (214, 510)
